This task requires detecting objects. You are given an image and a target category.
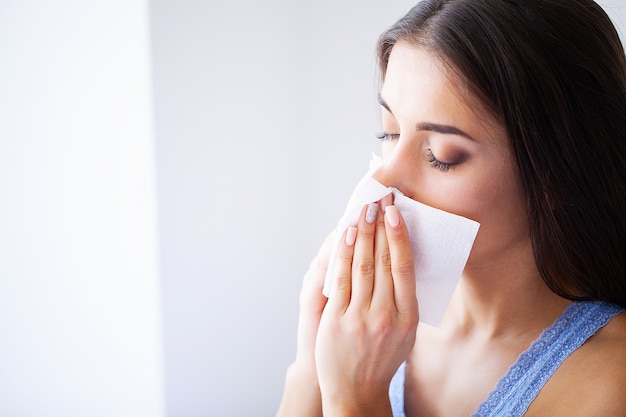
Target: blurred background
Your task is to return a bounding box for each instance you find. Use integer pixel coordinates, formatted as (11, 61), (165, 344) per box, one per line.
(0, 1), (624, 416)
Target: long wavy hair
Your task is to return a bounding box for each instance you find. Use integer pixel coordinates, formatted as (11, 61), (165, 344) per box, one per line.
(377, 0), (626, 306)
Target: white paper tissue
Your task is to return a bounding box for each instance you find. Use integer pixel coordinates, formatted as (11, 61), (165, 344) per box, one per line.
(322, 155), (480, 326)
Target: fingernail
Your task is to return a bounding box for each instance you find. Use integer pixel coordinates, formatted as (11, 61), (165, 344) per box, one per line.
(345, 226), (357, 246)
(385, 205), (400, 227)
(380, 192), (394, 212)
(365, 202), (379, 224)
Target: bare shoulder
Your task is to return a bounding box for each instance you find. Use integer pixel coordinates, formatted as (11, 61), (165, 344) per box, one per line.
(584, 312), (626, 404)
(527, 311), (626, 416)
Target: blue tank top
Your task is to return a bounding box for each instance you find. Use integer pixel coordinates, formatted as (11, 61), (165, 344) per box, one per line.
(389, 301), (625, 417)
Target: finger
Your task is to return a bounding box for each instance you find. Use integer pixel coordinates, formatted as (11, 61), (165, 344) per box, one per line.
(302, 230), (336, 312)
(296, 231), (336, 362)
(325, 226), (357, 313)
(384, 205), (418, 316)
(350, 202), (378, 310)
(371, 202), (395, 308)
(380, 192), (394, 212)
(300, 232), (336, 325)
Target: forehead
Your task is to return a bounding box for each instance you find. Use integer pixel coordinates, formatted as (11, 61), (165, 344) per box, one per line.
(382, 42), (456, 105)
(381, 41), (504, 139)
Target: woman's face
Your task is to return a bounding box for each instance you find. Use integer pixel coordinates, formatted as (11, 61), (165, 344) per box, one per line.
(373, 41), (530, 267)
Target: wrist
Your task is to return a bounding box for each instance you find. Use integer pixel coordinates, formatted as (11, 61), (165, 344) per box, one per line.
(286, 361), (319, 389)
(276, 362), (322, 417)
(321, 390), (392, 417)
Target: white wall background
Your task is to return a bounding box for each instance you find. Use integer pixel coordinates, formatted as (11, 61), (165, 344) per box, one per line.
(149, 1), (417, 415)
(0, 1), (164, 416)
(0, 1), (624, 416)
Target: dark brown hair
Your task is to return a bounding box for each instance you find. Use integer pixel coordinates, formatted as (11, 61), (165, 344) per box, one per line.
(377, 0), (626, 306)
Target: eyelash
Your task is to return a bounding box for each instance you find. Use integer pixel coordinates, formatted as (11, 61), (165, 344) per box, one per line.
(426, 149), (455, 172)
(375, 132), (400, 141)
(375, 132), (456, 172)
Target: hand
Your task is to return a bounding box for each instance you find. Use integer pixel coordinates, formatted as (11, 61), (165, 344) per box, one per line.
(315, 198), (418, 415)
(295, 230), (335, 374)
(277, 231), (335, 417)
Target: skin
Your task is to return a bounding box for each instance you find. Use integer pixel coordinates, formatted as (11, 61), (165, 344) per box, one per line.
(277, 41), (626, 417)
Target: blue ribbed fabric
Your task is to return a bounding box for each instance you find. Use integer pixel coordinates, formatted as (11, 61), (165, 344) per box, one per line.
(389, 361), (406, 417)
(472, 301), (624, 416)
(389, 301), (624, 417)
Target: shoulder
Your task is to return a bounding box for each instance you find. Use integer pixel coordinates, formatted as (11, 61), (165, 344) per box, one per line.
(527, 310), (626, 416)
(580, 312), (626, 410)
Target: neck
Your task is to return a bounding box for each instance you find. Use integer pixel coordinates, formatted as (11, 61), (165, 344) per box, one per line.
(441, 244), (571, 341)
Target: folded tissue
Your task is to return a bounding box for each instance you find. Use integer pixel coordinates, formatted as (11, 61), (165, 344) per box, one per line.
(322, 154), (480, 326)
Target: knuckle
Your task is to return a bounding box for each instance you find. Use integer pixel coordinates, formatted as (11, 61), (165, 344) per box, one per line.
(334, 273), (351, 292)
(359, 226), (376, 240)
(345, 318), (367, 338)
(338, 250), (354, 263)
(357, 260), (375, 276)
(371, 312), (394, 335)
(379, 249), (392, 269)
(392, 259), (415, 278)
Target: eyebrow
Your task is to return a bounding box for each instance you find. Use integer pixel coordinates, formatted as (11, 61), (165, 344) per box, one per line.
(416, 123), (476, 142)
(377, 92), (477, 142)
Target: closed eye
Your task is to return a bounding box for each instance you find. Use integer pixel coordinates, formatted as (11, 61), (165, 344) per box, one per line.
(376, 132), (400, 141)
(426, 149), (455, 172)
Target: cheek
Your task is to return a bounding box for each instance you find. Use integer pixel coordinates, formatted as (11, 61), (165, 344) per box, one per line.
(467, 169), (525, 222)
(422, 163), (527, 233)
(423, 181), (483, 221)
(462, 168), (530, 258)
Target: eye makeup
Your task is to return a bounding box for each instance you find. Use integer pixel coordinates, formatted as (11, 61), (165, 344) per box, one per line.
(376, 130), (468, 173)
(426, 148), (455, 172)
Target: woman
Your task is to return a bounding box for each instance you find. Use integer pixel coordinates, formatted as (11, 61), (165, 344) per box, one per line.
(277, 0), (626, 415)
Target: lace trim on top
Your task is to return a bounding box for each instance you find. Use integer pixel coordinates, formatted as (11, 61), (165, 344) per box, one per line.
(472, 301), (624, 416)
(389, 301), (624, 417)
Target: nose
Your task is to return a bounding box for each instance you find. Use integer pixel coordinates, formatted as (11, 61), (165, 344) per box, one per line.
(371, 145), (417, 198)
(371, 164), (396, 189)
